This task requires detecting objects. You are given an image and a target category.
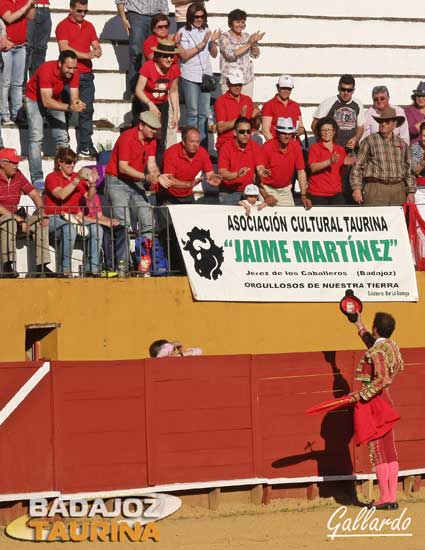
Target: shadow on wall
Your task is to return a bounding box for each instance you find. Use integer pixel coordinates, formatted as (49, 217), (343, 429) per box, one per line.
(272, 351), (359, 505)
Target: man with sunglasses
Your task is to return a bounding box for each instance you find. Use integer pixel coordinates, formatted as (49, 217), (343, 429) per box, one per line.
(214, 69), (258, 152)
(218, 116), (262, 205)
(361, 86), (409, 144)
(25, 50), (86, 191)
(116, 0), (169, 97)
(311, 74), (364, 152)
(257, 117), (308, 207)
(0, 148), (55, 278)
(56, 0), (102, 157)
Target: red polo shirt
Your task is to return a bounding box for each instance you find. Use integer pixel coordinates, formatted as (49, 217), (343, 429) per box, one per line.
(218, 138), (261, 192)
(0, 170), (34, 213)
(261, 96), (302, 139)
(55, 16), (98, 74)
(258, 138), (305, 188)
(0, 0), (28, 45)
(163, 142), (213, 198)
(25, 60), (80, 102)
(44, 170), (89, 215)
(139, 60), (180, 105)
(214, 91), (254, 150)
(307, 141), (346, 197)
(106, 126), (157, 183)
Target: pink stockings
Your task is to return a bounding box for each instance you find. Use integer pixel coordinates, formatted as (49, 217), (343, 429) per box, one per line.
(369, 430), (399, 504)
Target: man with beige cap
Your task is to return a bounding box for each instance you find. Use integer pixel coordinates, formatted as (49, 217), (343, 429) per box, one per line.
(105, 111), (171, 246)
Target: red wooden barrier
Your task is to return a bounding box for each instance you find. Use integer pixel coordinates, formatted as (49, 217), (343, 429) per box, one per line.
(0, 362), (54, 494)
(0, 351), (424, 496)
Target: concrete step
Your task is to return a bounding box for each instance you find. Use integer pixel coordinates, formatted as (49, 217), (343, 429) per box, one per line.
(50, 0), (425, 19)
(45, 40), (425, 77)
(1, 126), (118, 157)
(50, 12), (425, 46)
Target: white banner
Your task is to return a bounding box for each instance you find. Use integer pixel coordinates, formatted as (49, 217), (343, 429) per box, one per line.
(168, 205), (418, 302)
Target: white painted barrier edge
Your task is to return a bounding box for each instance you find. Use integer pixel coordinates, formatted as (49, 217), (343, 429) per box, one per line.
(0, 361), (50, 427)
(1, 468), (424, 502)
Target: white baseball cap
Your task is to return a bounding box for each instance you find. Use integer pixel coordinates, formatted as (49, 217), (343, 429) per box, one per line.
(244, 184), (260, 196)
(277, 74), (294, 88)
(275, 117), (296, 134)
(228, 70), (244, 85)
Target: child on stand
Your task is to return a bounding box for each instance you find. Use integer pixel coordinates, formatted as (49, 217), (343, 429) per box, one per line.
(238, 184), (267, 216)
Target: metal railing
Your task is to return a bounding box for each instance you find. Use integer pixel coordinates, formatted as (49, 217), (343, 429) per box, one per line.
(0, 205), (176, 278)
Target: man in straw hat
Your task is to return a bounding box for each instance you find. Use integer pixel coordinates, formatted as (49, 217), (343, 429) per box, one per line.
(350, 106), (416, 206)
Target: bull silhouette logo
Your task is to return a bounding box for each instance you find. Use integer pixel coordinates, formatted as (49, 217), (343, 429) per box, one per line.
(182, 227), (224, 280)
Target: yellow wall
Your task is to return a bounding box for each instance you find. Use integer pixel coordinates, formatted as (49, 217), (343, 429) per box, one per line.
(1, 274), (425, 361)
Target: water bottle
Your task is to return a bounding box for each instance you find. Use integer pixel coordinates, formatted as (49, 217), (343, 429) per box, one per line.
(118, 260), (126, 278)
(208, 112), (216, 134)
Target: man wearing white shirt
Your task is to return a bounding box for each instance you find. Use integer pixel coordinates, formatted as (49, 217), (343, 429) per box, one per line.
(361, 86), (409, 144)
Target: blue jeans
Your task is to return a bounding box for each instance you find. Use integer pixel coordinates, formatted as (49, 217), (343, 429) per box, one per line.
(26, 98), (69, 184)
(49, 215), (103, 273)
(105, 175), (153, 238)
(78, 72), (95, 150)
(219, 191), (243, 205)
(1, 45), (26, 121)
(25, 6), (52, 81)
(102, 224), (128, 269)
(127, 12), (152, 94)
(180, 77), (210, 147)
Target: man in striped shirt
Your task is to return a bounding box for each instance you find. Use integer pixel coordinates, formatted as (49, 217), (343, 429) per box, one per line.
(350, 107), (416, 206)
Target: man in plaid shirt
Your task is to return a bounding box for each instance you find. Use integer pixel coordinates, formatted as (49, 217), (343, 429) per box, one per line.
(350, 106), (416, 206)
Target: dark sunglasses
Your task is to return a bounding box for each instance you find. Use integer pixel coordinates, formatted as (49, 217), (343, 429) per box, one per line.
(339, 87), (354, 92)
(76, 9), (88, 14)
(62, 159), (76, 165)
(156, 24), (169, 29)
(194, 14), (205, 19)
(159, 53), (174, 59)
(237, 129), (252, 135)
(373, 95), (387, 101)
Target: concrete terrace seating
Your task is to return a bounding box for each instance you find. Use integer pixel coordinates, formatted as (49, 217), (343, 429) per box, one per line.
(7, 0), (425, 180)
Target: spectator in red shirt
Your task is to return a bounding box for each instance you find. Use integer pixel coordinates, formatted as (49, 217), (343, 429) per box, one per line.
(307, 117), (355, 206)
(161, 126), (221, 205)
(0, 148), (54, 278)
(134, 40), (180, 167)
(45, 147), (102, 277)
(214, 69), (259, 152)
(25, 50), (86, 190)
(105, 111), (170, 269)
(257, 117), (308, 207)
(261, 75), (304, 141)
(56, 0), (102, 157)
(142, 14), (180, 61)
(0, 0), (35, 125)
(218, 116), (262, 205)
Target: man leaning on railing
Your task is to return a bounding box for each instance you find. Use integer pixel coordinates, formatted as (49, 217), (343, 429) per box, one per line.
(0, 148), (55, 278)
